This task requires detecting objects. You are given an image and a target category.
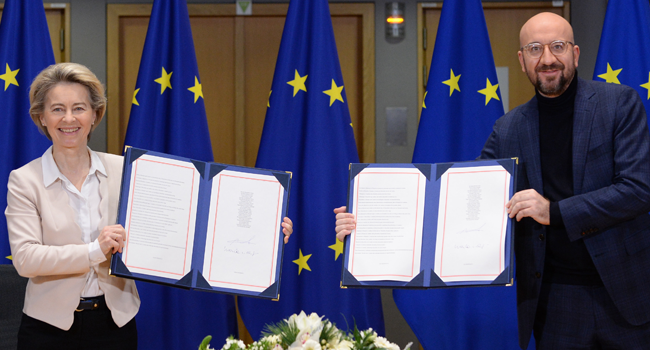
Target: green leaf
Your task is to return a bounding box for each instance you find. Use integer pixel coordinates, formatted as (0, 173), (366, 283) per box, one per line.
(199, 335), (212, 350)
(262, 319), (299, 348)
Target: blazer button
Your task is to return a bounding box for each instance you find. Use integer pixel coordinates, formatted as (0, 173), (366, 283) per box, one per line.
(539, 234), (545, 241)
(535, 272), (541, 278)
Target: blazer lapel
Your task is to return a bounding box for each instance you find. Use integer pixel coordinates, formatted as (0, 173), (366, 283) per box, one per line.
(572, 78), (597, 195)
(43, 180), (84, 244)
(518, 98), (544, 194)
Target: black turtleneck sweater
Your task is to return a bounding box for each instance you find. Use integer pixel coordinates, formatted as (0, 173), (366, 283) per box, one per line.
(536, 75), (602, 286)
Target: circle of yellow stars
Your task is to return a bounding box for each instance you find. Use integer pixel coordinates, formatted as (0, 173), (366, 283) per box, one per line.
(422, 68), (500, 108)
(131, 66), (204, 106)
(283, 67), (350, 275)
(597, 62), (650, 100)
(269, 68), (345, 109)
(291, 238), (344, 276)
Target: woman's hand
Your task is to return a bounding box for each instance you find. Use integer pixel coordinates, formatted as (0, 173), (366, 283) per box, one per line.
(282, 217), (293, 244)
(334, 206), (355, 242)
(98, 224), (127, 255)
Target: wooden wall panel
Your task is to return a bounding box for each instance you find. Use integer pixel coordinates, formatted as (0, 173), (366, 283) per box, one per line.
(0, 4), (70, 63)
(418, 2), (570, 114)
(107, 4), (375, 165)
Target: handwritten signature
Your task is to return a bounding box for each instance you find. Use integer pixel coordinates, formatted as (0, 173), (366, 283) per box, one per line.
(223, 246), (257, 257)
(454, 243), (487, 250)
(227, 237), (256, 245)
(456, 222), (487, 235)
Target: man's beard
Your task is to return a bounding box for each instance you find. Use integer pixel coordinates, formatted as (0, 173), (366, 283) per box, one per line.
(527, 62), (574, 96)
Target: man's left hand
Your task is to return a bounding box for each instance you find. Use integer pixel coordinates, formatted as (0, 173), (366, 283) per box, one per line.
(506, 189), (550, 225)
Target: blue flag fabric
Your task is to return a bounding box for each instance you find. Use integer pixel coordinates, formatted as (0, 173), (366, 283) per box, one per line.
(237, 0), (385, 339)
(593, 0), (650, 122)
(123, 0), (237, 348)
(395, 0), (524, 349)
(0, 0), (54, 264)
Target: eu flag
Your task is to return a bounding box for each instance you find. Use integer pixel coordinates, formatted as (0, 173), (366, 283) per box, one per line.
(237, 0), (385, 338)
(123, 0), (236, 348)
(395, 0), (522, 349)
(0, 0), (54, 263)
(593, 0), (650, 122)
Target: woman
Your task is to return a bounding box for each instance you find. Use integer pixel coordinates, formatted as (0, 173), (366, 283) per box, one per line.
(6, 63), (293, 349)
(5, 62), (139, 349)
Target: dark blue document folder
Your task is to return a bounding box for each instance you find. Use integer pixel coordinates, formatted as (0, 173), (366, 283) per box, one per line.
(110, 147), (291, 299)
(342, 158), (516, 289)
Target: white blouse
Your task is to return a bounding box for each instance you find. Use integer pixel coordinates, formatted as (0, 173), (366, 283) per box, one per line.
(42, 146), (107, 297)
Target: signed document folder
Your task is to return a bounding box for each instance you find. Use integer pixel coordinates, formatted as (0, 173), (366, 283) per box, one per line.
(110, 147), (291, 299)
(341, 158), (516, 288)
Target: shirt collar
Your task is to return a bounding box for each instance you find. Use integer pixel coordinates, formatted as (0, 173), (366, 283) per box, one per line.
(42, 146), (107, 187)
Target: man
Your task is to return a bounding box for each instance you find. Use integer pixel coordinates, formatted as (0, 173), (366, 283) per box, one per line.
(482, 12), (650, 349)
(336, 12), (650, 349)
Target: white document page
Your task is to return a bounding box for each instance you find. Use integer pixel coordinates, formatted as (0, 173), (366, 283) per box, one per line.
(122, 154), (199, 280)
(348, 167), (425, 282)
(434, 165), (510, 282)
(202, 170), (284, 293)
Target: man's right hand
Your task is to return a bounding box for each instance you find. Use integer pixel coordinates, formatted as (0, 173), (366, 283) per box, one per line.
(334, 206), (356, 242)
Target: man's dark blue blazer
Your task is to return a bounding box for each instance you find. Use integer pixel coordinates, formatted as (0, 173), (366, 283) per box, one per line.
(480, 77), (650, 349)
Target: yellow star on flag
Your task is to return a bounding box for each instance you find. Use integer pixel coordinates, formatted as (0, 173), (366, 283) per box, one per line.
(132, 88), (140, 106)
(598, 63), (622, 84)
(328, 239), (344, 261)
(641, 73), (650, 100)
(478, 78), (500, 106)
(6, 255), (12, 260)
(293, 249), (312, 275)
(268, 90), (272, 107)
(442, 69), (461, 96)
(287, 70), (308, 97)
(323, 79), (344, 106)
(188, 76), (203, 103)
(422, 91), (428, 109)
(154, 67), (173, 94)
(0, 63), (20, 91)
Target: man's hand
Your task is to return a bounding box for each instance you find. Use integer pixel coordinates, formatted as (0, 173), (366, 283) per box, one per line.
(506, 189), (550, 225)
(334, 206), (355, 242)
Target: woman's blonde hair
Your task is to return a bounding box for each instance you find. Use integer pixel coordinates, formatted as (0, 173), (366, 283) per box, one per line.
(29, 62), (106, 140)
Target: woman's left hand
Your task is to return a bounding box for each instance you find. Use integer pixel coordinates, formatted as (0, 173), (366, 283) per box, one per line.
(282, 217), (293, 244)
(98, 224), (127, 255)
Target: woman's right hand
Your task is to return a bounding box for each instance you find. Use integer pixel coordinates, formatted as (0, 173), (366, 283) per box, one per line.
(334, 206), (356, 242)
(98, 224), (127, 255)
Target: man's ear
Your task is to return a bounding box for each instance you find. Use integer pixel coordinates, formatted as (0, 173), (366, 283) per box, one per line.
(518, 51), (526, 73)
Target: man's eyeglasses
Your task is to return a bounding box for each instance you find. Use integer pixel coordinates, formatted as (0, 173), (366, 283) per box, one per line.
(520, 40), (574, 59)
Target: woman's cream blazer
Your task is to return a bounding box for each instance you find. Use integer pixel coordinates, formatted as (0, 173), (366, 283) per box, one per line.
(6, 151), (140, 330)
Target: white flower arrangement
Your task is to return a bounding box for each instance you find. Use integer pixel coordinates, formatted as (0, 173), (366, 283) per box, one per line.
(199, 311), (411, 350)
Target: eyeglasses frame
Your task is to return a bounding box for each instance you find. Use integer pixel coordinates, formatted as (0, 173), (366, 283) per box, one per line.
(520, 40), (575, 59)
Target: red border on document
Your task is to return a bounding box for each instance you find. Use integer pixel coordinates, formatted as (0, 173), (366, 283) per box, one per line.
(439, 170), (508, 278)
(124, 158), (196, 276)
(351, 171), (420, 278)
(207, 174), (282, 289)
